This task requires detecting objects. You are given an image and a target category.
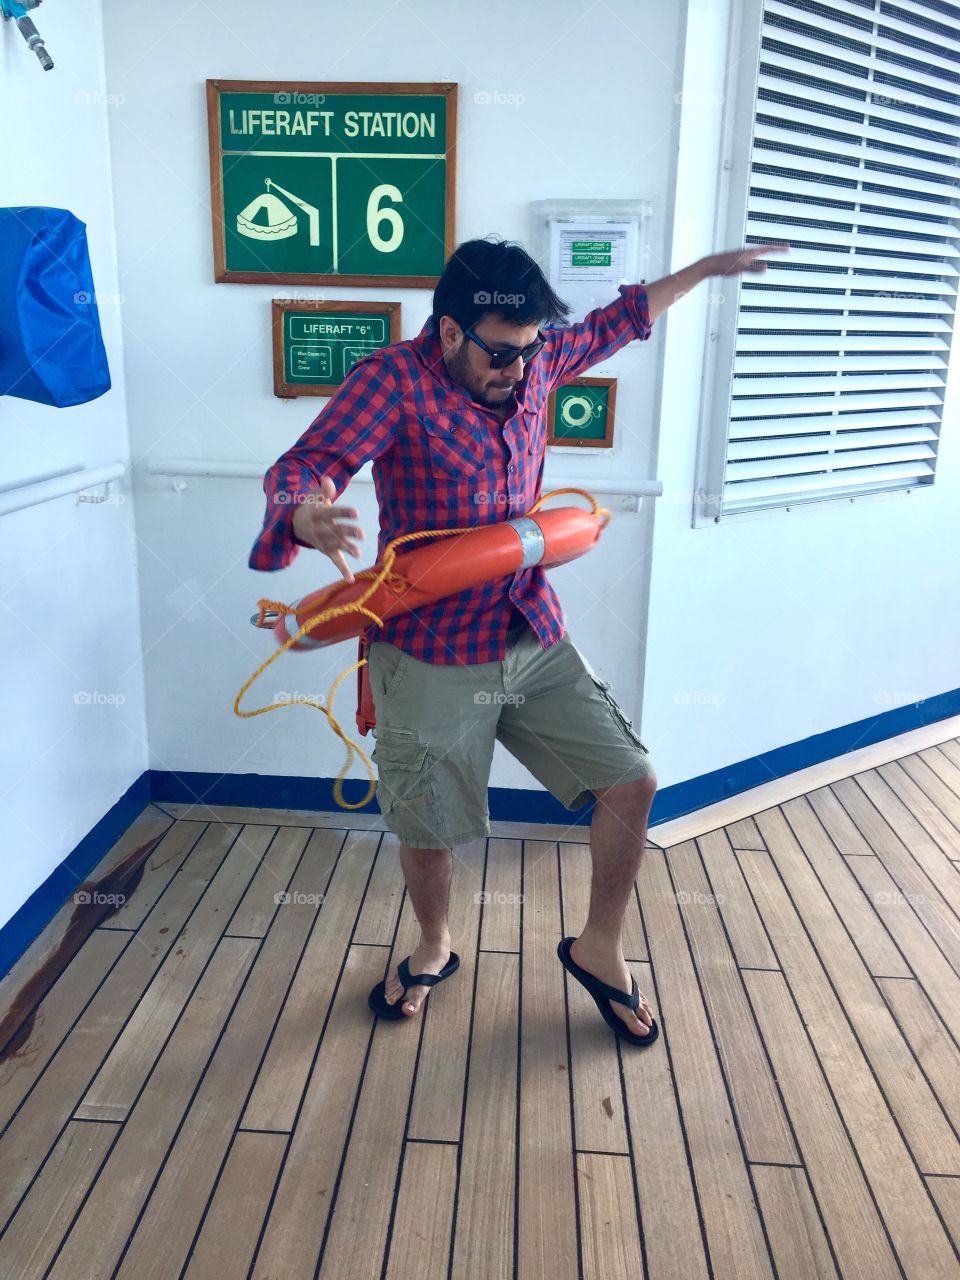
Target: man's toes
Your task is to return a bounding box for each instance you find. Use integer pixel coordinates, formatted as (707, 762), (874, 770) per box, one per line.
(616, 1003), (653, 1037)
(401, 985), (428, 1016)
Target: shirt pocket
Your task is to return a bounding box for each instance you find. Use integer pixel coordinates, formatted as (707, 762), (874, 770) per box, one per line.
(419, 412), (492, 480)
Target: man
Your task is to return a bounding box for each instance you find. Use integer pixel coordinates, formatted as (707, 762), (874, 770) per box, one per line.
(250, 236), (787, 1046)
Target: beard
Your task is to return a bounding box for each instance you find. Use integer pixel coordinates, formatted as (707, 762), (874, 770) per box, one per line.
(446, 344), (514, 409)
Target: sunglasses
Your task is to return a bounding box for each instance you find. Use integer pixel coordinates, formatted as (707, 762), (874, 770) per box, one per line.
(463, 327), (547, 370)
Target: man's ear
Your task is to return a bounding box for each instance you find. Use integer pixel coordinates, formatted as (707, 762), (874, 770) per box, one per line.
(437, 314), (462, 353)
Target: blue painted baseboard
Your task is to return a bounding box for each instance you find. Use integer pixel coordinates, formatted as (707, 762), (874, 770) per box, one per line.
(0, 772), (151, 982)
(3, 686), (957, 984)
(149, 685), (960, 825)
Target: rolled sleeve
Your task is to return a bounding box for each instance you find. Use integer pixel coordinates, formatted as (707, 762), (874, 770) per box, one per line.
(618, 283), (653, 341)
(541, 284), (654, 391)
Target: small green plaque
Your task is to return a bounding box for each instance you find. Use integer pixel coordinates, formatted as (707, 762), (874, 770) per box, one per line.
(553, 383), (610, 442)
(273, 299), (400, 397)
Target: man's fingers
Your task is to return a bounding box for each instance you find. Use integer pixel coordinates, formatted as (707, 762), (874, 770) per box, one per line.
(330, 548), (355, 583)
(328, 525), (363, 553)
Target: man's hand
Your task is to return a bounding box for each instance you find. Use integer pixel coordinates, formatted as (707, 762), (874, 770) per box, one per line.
(645, 242), (790, 322)
(291, 475), (365, 584)
(701, 243), (790, 277)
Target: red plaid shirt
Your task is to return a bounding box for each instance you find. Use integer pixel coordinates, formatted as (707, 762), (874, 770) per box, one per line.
(249, 284), (654, 665)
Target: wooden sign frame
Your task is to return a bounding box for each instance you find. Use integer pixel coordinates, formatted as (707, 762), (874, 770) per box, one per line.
(546, 376), (618, 448)
(207, 79), (457, 288)
(272, 299), (401, 398)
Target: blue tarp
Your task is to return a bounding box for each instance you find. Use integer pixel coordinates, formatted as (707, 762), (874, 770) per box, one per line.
(0, 206), (111, 407)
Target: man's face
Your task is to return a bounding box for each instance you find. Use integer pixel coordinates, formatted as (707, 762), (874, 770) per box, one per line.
(439, 313), (542, 410)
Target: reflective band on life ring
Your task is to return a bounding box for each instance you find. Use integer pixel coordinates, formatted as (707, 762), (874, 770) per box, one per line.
(506, 516), (546, 569)
(277, 604), (325, 650)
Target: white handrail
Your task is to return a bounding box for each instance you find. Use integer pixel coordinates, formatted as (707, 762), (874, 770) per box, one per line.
(0, 463), (127, 517)
(148, 458), (664, 499)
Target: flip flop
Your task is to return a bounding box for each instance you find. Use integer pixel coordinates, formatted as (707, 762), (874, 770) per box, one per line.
(557, 937), (659, 1048)
(368, 952), (461, 1020)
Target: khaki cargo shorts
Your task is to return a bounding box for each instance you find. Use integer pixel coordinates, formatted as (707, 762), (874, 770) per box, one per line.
(365, 621), (655, 849)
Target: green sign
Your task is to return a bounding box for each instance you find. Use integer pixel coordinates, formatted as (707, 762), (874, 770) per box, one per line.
(272, 300), (400, 397)
(287, 312), (387, 382)
(571, 251), (613, 266)
(207, 81), (456, 287)
(552, 382), (612, 443)
(571, 240), (611, 252)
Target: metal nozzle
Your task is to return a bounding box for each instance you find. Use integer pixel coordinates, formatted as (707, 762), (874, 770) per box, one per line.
(17, 16), (53, 69)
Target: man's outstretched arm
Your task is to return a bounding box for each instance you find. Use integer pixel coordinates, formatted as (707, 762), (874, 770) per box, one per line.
(644, 243), (790, 323)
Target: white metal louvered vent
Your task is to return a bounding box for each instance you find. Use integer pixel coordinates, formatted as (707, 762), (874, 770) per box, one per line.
(719, 0), (960, 515)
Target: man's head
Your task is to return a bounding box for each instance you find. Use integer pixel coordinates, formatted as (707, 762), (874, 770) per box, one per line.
(433, 237), (570, 409)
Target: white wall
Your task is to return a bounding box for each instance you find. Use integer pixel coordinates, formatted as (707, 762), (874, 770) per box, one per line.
(100, 0), (682, 791)
(0, 1), (146, 929)
(651, 0), (960, 786)
(95, 0), (959, 810)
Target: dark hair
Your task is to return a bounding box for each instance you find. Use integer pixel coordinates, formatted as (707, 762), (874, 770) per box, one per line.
(432, 235), (571, 331)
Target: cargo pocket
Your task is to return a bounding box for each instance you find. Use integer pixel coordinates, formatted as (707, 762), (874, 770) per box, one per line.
(371, 727), (440, 840)
(588, 675), (650, 755)
(368, 642), (411, 702)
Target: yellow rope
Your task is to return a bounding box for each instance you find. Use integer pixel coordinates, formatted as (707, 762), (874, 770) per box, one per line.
(234, 488), (610, 809)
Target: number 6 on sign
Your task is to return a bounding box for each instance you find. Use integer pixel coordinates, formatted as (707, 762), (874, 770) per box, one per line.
(367, 184), (404, 253)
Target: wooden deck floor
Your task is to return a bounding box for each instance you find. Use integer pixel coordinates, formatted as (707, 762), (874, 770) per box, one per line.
(2, 736), (960, 1278)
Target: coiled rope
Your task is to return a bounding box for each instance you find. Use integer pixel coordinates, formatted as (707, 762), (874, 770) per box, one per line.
(234, 488), (610, 810)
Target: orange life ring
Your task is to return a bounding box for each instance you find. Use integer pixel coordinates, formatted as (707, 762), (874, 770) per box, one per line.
(252, 500), (611, 651)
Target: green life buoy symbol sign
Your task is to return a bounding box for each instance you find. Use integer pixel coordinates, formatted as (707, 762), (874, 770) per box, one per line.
(560, 394), (602, 429)
(552, 381), (614, 444)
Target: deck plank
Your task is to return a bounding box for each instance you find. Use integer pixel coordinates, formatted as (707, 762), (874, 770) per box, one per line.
(8, 727), (960, 1279)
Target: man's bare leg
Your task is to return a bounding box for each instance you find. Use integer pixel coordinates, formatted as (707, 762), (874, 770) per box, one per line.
(570, 775), (658, 1037)
(383, 843), (454, 1016)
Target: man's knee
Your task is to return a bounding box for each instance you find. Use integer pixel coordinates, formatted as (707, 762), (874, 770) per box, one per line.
(594, 773), (657, 813)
